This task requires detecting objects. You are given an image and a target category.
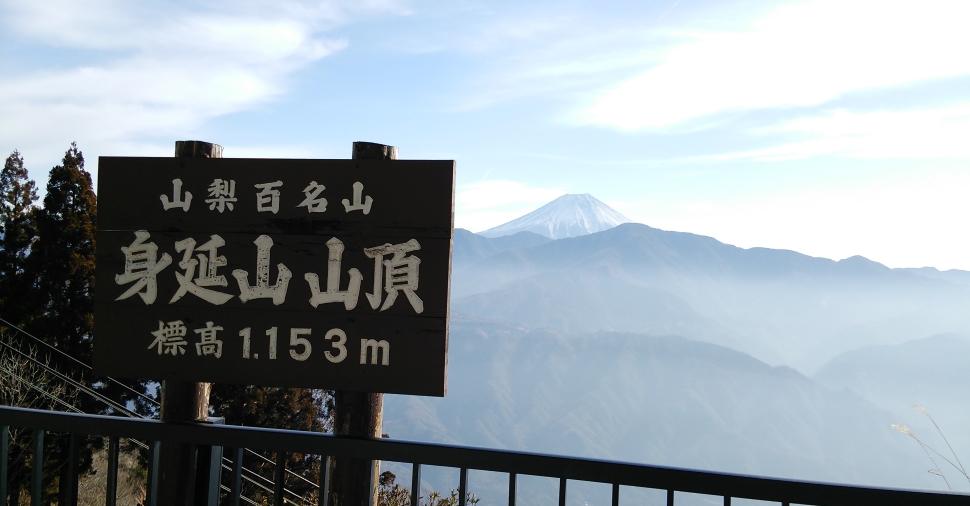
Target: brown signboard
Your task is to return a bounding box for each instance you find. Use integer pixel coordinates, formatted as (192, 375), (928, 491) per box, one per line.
(94, 157), (454, 396)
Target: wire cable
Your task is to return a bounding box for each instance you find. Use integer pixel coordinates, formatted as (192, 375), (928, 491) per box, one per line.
(1, 313), (317, 489)
(0, 314), (321, 501)
(0, 315), (156, 406)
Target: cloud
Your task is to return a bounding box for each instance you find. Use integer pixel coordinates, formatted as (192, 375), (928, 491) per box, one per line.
(570, 0), (970, 131)
(689, 102), (970, 162)
(0, 0), (402, 184)
(455, 180), (566, 232)
(385, 3), (676, 112)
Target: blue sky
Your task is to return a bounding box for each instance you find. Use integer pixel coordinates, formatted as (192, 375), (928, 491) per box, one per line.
(3, 0), (970, 269)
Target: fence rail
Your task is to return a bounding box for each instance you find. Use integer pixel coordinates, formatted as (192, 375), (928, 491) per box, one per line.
(0, 320), (312, 505)
(1, 405), (968, 506)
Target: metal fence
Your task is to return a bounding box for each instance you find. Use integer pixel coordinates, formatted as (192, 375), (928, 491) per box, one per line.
(2, 405), (969, 506)
(0, 317), (317, 506)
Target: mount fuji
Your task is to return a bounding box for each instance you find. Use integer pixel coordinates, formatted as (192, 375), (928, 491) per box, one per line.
(479, 193), (629, 239)
(384, 193), (970, 499)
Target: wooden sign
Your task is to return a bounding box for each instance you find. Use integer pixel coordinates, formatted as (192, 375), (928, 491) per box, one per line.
(94, 157), (454, 396)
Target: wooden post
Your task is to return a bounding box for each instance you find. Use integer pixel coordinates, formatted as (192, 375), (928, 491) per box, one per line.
(156, 140), (220, 505)
(328, 141), (393, 506)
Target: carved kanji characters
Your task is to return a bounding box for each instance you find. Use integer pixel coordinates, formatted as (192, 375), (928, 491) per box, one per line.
(232, 234), (292, 305)
(148, 320), (188, 356)
(342, 181), (373, 215)
(170, 235), (233, 305)
(160, 178), (192, 211)
(205, 178), (237, 213)
(297, 181), (327, 213)
(194, 321), (224, 358)
(363, 239), (423, 313)
(255, 180), (283, 214)
(304, 237), (362, 310)
(115, 230), (172, 304)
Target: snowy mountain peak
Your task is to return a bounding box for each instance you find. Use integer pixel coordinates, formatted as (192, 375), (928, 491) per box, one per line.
(479, 193), (630, 239)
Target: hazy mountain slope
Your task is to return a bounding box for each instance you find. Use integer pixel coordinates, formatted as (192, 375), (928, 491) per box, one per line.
(425, 215), (970, 501)
(453, 228), (550, 264)
(899, 266), (970, 287)
(453, 271), (733, 345)
(451, 224), (970, 371)
(384, 322), (940, 503)
(815, 334), (970, 407)
(814, 334), (970, 466)
(480, 194), (629, 239)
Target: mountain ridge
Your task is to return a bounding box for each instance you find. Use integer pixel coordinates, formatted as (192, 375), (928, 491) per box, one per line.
(384, 322), (938, 503)
(409, 217), (970, 499)
(452, 223), (970, 371)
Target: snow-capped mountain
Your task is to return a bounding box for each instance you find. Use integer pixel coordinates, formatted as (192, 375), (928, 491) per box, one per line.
(479, 193), (629, 239)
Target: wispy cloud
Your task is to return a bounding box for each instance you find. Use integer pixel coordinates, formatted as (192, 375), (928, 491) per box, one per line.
(456, 180), (566, 233)
(389, 3), (677, 112)
(569, 0), (970, 131)
(702, 103), (970, 162)
(0, 0), (403, 180)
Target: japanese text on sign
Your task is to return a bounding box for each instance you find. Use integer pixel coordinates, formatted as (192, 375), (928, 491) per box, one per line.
(95, 157), (454, 396)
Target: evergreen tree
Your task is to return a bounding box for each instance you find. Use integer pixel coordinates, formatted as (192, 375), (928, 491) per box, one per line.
(0, 150), (38, 326)
(21, 143), (100, 502)
(28, 142), (150, 406)
(29, 142), (97, 363)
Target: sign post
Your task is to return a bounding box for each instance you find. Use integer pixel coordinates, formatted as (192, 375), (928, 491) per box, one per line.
(329, 142), (397, 506)
(94, 144), (454, 503)
(158, 140), (221, 506)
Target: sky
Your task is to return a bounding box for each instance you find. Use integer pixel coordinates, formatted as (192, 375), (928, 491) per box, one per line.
(3, 0), (970, 269)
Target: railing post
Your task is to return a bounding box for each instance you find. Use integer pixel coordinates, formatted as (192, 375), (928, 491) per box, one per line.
(147, 440), (161, 506)
(274, 452), (287, 506)
(229, 448), (243, 506)
(0, 425), (8, 506)
(157, 140), (220, 506)
(194, 418), (225, 506)
(31, 429), (43, 506)
(319, 456), (332, 506)
(61, 433), (79, 506)
(508, 473), (516, 506)
(410, 463), (421, 506)
(328, 141), (394, 506)
(106, 436), (119, 506)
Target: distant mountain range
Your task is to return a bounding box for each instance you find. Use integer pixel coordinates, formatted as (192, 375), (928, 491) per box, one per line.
(384, 194), (970, 499)
(480, 194), (629, 239)
(386, 323), (941, 503)
(454, 221), (970, 371)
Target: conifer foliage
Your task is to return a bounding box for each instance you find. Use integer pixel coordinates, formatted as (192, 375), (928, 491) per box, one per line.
(28, 142), (97, 363)
(0, 150), (38, 322)
(0, 144), (102, 503)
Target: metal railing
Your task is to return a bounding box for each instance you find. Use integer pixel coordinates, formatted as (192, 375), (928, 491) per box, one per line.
(0, 316), (317, 505)
(2, 405), (969, 506)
